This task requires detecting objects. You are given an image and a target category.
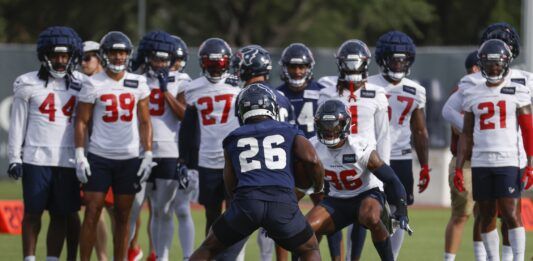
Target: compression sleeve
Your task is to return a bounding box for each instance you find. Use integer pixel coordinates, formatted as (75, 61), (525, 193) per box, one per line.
(178, 106), (200, 169)
(372, 164), (408, 216)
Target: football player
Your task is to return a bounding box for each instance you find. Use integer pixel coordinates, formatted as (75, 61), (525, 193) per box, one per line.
(189, 83), (323, 260)
(441, 22), (532, 261)
(305, 99), (409, 261)
(455, 39), (532, 261)
(366, 31), (429, 260)
(7, 26), (84, 261)
(317, 39), (390, 261)
(74, 31), (155, 261)
(442, 51), (485, 261)
(81, 41), (103, 76)
(179, 38), (243, 260)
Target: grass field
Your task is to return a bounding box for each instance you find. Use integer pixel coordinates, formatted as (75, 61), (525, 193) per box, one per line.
(0, 180), (531, 260)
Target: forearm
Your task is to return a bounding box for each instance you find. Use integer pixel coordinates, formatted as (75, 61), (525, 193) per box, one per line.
(163, 92), (186, 120)
(413, 129), (429, 167)
(139, 121), (153, 152)
(303, 158), (325, 192)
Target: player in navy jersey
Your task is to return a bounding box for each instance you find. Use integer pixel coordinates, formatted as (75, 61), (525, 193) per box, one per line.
(277, 43), (325, 138)
(190, 83), (323, 260)
(233, 45), (294, 124)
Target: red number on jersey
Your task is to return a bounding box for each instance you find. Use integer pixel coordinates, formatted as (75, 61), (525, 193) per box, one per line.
(198, 94), (234, 126)
(478, 100), (506, 130)
(39, 93), (76, 122)
(397, 96), (414, 125)
(39, 93), (56, 122)
(101, 93), (136, 123)
(325, 169), (362, 191)
(386, 94), (392, 121)
(349, 105), (358, 134)
(149, 89), (165, 116)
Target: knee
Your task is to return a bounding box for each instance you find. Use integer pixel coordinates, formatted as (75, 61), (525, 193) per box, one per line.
(175, 204), (191, 218)
(359, 212), (381, 229)
(451, 215), (469, 225)
(23, 213), (42, 224)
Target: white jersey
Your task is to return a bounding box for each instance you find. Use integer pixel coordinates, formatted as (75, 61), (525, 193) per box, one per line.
(461, 79), (531, 167)
(78, 71), (150, 160)
(148, 71), (191, 158)
(184, 76), (240, 169)
(367, 74), (426, 160)
(312, 136), (383, 198)
(318, 76), (391, 164)
(8, 71), (85, 167)
(443, 69), (533, 167)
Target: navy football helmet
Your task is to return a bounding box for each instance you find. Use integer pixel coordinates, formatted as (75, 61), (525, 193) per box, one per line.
(171, 35), (189, 72)
(99, 31), (133, 73)
(315, 99), (351, 147)
(198, 38), (232, 83)
(36, 26), (82, 79)
(237, 83), (279, 124)
(375, 31), (416, 81)
(234, 45), (272, 82)
(481, 22), (520, 59)
(336, 39), (371, 83)
(477, 39), (512, 84)
(279, 43), (315, 89)
(137, 31), (177, 76)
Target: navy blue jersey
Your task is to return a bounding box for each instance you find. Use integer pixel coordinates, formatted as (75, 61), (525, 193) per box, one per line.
(277, 80), (325, 138)
(223, 119), (303, 193)
(235, 82), (295, 125)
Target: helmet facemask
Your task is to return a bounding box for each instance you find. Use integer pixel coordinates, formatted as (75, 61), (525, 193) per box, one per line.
(201, 54), (230, 83)
(103, 47), (131, 73)
(146, 51), (172, 77)
(382, 53), (411, 81)
(282, 62), (312, 90)
(480, 55), (510, 84)
(316, 115), (348, 148)
(44, 46), (73, 79)
(338, 55), (368, 84)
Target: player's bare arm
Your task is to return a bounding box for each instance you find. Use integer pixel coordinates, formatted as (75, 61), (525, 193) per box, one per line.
(411, 107), (430, 192)
(163, 91), (186, 120)
(74, 102), (95, 148)
(293, 135), (325, 193)
(138, 97), (153, 151)
(223, 150), (237, 199)
(456, 112), (474, 170)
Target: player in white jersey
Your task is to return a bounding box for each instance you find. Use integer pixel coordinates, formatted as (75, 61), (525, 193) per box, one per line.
(7, 26), (84, 261)
(179, 38), (242, 261)
(455, 39), (533, 261)
(442, 22), (532, 261)
(305, 100), (409, 261)
(317, 39), (390, 261)
(74, 31), (155, 261)
(367, 31), (429, 260)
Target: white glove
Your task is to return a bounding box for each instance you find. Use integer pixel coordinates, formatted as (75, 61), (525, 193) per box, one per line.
(137, 151), (157, 183)
(73, 148), (91, 183)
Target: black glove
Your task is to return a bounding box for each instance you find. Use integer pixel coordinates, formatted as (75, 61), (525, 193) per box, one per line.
(394, 199), (412, 235)
(176, 163), (189, 190)
(7, 163), (23, 180)
(157, 67), (170, 92)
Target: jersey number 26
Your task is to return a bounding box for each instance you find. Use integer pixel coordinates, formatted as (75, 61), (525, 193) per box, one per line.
(238, 135), (287, 172)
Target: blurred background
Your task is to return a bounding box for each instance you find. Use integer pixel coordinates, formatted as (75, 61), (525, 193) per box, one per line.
(0, 0), (532, 206)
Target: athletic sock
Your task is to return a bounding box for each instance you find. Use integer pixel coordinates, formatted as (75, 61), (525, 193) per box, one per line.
(176, 190), (195, 259)
(257, 228), (274, 261)
(501, 245), (513, 261)
(350, 224), (367, 260)
(473, 241), (487, 261)
(45, 257), (59, 261)
(444, 252), (456, 261)
(508, 227), (525, 261)
(481, 229), (500, 261)
(23, 256), (36, 261)
(391, 227), (405, 260)
(373, 237), (394, 261)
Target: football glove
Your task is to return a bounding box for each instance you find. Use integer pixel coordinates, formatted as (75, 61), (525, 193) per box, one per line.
(157, 68), (169, 92)
(7, 163), (23, 180)
(137, 151), (157, 183)
(392, 199), (412, 235)
(176, 163), (189, 190)
(453, 168), (465, 192)
(522, 166), (533, 190)
(418, 164), (431, 193)
(73, 148), (91, 184)
(187, 169), (200, 200)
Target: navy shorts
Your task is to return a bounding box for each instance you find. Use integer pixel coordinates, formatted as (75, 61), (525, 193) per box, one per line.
(198, 166), (226, 207)
(147, 158), (178, 182)
(386, 159), (414, 205)
(320, 188), (386, 232)
(22, 164), (80, 215)
(212, 194), (313, 251)
(83, 153), (142, 195)
(471, 166), (521, 201)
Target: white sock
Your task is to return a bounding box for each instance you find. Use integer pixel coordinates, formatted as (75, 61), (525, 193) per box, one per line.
(129, 181), (148, 242)
(391, 227), (405, 260)
(257, 228), (274, 261)
(237, 241), (247, 261)
(444, 252), (456, 261)
(508, 227), (525, 261)
(481, 229), (500, 261)
(151, 179), (178, 261)
(501, 245), (513, 261)
(345, 225), (353, 261)
(24, 257), (35, 261)
(175, 189), (195, 259)
(474, 241), (487, 261)
(45, 257), (59, 261)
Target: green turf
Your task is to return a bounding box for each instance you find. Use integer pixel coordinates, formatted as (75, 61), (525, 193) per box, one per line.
(0, 180), (532, 260)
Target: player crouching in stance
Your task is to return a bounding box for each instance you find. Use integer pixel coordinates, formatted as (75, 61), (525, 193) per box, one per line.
(306, 100), (410, 261)
(8, 26), (83, 261)
(74, 31), (155, 261)
(455, 39), (533, 261)
(189, 83), (323, 260)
